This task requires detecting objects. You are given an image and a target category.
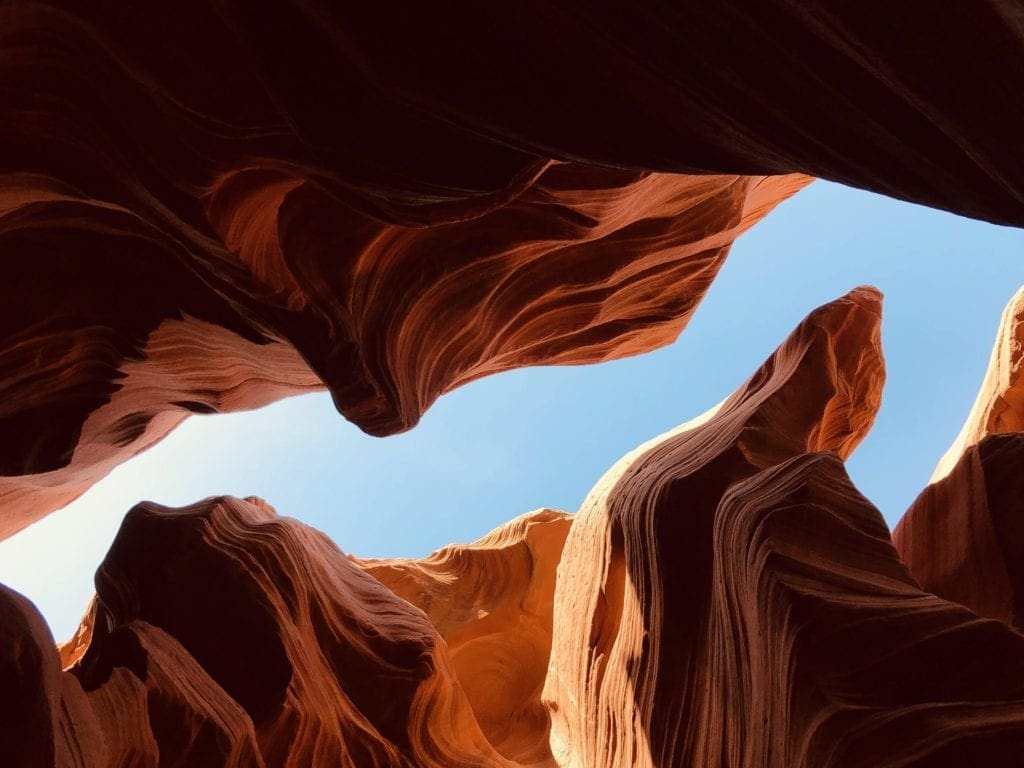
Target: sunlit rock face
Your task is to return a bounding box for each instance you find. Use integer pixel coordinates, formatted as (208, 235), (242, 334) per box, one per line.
(355, 509), (573, 766)
(0, 2), (822, 542)
(896, 434), (1024, 631)
(0, 67), (807, 537)
(8, 291), (1024, 766)
(12, 496), (515, 768)
(7, 0), (1024, 538)
(0, 170), (804, 543)
(5, 3), (1024, 765)
(543, 287), (887, 767)
(927, 286), (1024, 485)
(895, 287), (1024, 629)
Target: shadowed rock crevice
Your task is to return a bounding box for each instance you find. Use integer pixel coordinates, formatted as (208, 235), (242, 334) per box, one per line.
(544, 287), (886, 768)
(355, 509), (572, 765)
(6, 290), (1024, 765)
(4, 4), (1024, 763)
(5, 0), (1024, 539)
(896, 287), (1024, 632)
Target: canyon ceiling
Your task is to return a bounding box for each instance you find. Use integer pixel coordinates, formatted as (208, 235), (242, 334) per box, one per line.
(2, 2), (1024, 766)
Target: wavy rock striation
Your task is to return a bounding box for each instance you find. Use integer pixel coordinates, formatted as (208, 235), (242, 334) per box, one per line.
(6, 3), (1016, 226)
(7, 0), (1024, 538)
(544, 287), (887, 767)
(691, 452), (1024, 766)
(895, 286), (1024, 629)
(10, 496), (518, 767)
(356, 509), (572, 766)
(929, 285), (1024, 484)
(544, 288), (1024, 766)
(4, 3), (1024, 764)
(8, 290), (1024, 765)
(0, 110), (806, 537)
(0, 0), (824, 542)
(896, 433), (1024, 631)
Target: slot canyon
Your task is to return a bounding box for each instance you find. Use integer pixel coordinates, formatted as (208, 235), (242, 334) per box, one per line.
(2, 3), (1024, 766)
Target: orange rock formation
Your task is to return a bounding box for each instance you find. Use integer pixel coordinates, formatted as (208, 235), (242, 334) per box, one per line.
(544, 287), (886, 767)
(0, 4), (829, 541)
(7, 0), (1024, 539)
(894, 286), (1024, 629)
(928, 286), (1024, 484)
(355, 510), (572, 765)
(8, 497), (517, 767)
(0, 155), (806, 539)
(7, 290), (1024, 766)
(5, 3), (1024, 765)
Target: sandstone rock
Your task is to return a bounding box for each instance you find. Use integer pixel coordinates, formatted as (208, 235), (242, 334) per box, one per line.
(8, 0), (1024, 539)
(8, 290), (1024, 766)
(930, 286), (1024, 484)
(356, 509), (572, 766)
(0, 149), (805, 540)
(544, 287), (886, 767)
(4, 3), (1024, 763)
(895, 286), (1024, 629)
(694, 452), (1024, 766)
(896, 433), (1024, 631)
(0, 586), (106, 768)
(3, 499), (577, 767)
(82, 495), (512, 767)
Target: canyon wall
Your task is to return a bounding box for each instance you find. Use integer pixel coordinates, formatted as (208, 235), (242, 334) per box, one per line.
(4, 3), (1024, 765)
(895, 287), (1024, 629)
(4, 0), (1024, 536)
(7, 290), (1024, 766)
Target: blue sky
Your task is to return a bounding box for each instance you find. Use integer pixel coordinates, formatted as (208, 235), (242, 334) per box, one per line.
(3, 179), (1023, 641)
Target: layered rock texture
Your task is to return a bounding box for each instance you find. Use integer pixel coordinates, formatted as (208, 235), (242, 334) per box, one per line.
(5, 0), (1024, 537)
(1, 0), (824, 537)
(8, 290), (1024, 766)
(894, 287), (1024, 630)
(5, 3), (1024, 766)
(6, 497), (516, 767)
(0, 145), (806, 539)
(354, 510), (572, 766)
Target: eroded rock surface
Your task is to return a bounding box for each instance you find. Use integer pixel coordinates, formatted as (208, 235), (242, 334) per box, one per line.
(7, 0), (1024, 538)
(0, 1), (821, 539)
(895, 286), (1024, 630)
(544, 287), (886, 767)
(19, 496), (516, 767)
(356, 509), (572, 766)
(896, 433), (1024, 631)
(0, 149), (805, 539)
(929, 285), (1024, 484)
(692, 453), (1024, 766)
(5, 5), (1024, 759)
(7, 290), (1024, 766)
